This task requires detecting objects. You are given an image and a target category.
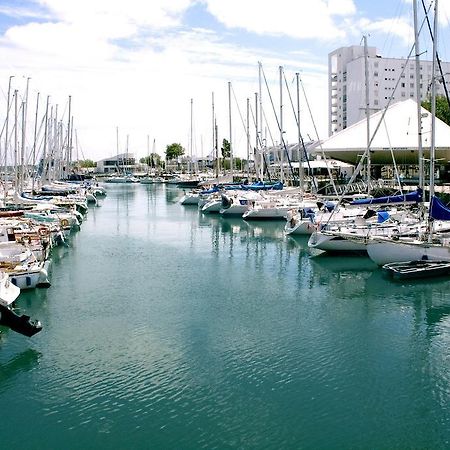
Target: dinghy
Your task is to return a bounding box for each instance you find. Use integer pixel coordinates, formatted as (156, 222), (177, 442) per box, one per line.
(382, 260), (450, 280)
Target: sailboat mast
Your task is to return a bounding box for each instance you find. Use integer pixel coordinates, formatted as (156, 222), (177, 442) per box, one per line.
(296, 73), (304, 192)
(258, 62), (263, 181)
(147, 134), (150, 175)
(254, 92), (259, 180)
(279, 66), (284, 184)
(246, 97), (250, 180)
(21, 100), (26, 193)
(66, 95), (71, 179)
(32, 92), (40, 193)
(14, 90), (18, 192)
(116, 126), (119, 174)
(215, 119), (219, 180)
(363, 35), (371, 193)
(413, 0), (424, 192)
(228, 81), (233, 178)
(429, 0), (438, 199)
(4, 76), (14, 198)
(190, 98), (193, 174)
(42, 96), (49, 186)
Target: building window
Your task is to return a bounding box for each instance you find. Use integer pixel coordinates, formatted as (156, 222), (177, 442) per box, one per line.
(401, 92), (406, 97)
(374, 99), (379, 106)
(401, 82), (405, 88)
(374, 71), (378, 77)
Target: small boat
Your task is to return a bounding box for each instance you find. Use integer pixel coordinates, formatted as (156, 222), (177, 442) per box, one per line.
(0, 304), (43, 337)
(382, 260), (450, 280)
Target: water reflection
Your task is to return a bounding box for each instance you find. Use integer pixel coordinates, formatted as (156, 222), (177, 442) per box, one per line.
(0, 349), (41, 386)
(165, 185), (183, 203)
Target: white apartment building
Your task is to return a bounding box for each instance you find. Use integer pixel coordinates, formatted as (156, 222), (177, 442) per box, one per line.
(328, 45), (450, 136)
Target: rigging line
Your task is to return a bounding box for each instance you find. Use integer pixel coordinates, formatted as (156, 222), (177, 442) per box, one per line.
(230, 84), (248, 137)
(382, 118), (403, 193)
(298, 75), (336, 195)
(249, 102), (272, 179)
(282, 71), (315, 185)
(261, 107), (276, 148)
(421, 0), (450, 110)
(333, 17), (428, 209)
(260, 64), (297, 182)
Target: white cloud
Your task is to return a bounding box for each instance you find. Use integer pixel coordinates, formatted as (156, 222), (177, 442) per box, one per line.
(356, 17), (413, 46)
(34, 0), (192, 30)
(0, 1), (330, 161)
(1, 0), (432, 163)
(202, 0), (357, 40)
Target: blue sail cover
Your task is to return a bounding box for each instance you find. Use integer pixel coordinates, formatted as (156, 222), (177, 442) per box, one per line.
(429, 195), (450, 221)
(350, 188), (422, 205)
(377, 211), (390, 223)
(241, 181), (284, 191)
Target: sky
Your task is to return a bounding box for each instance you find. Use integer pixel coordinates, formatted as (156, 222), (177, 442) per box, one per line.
(0, 0), (449, 163)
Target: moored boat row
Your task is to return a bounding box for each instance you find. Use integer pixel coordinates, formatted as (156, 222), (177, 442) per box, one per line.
(0, 180), (106, 337)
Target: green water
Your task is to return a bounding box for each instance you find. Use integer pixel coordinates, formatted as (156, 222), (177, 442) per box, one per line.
(1, 183), (450, 449)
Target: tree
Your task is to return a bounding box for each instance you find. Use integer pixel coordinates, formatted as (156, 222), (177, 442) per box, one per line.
(422, 95), (450, 126)
(221, 138), (230, 158)
(140, 153), (162, 167)
(78, 159), (96, 168)
(165, 143), (184, 160)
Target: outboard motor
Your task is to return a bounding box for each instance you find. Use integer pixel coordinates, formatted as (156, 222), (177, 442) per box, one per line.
(221, 194), (233, 209)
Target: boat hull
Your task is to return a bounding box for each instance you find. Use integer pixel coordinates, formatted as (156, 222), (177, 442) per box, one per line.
(367, 238), (450, 266)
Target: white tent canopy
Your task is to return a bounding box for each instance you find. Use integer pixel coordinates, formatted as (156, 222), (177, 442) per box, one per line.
(310, 99), (450, 164)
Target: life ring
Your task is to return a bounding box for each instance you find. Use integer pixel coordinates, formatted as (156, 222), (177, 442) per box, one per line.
(60, 218), (70, 228)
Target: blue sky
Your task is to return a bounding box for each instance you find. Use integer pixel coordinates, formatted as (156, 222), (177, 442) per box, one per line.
(0, 0), (449, 161)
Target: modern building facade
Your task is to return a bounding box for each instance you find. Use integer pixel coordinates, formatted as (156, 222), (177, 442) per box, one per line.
(96, 153), (137, 174)
(328, 45), (450, 136)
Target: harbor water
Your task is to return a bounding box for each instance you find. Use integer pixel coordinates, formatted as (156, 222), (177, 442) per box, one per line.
(1, 183), (450, 449)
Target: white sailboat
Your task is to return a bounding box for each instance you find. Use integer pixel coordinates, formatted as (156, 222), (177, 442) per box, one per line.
(366, 0), (449, 267)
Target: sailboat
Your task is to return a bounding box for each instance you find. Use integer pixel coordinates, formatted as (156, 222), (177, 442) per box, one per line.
(140, 138), (162, 184)
(366, 0), (450, 268)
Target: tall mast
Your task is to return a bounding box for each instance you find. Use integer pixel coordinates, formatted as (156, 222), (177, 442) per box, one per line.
(14, 90), (18, 192)
(147, 134), (150, 175)
(228, 81), (233, 178)
(215, 119), (219, 180)
(4, 76), (14, 197)
(279, 66), (284, 184)
(258, 62), (263, 181)
(211, 92), (215, 177)
(190, 98), (193, 174)
(296, 73), (304, 192)
(413, 0), (424, 192)
(255, 92), (259, 180)
(116, 126), (119, 174)
(21, 100), (26, 193)
(363, 35), (371, 193)
(246, 97), (250, 180)
(32, 92), (40, 193)
(125, 134), (129, 175)
(66, 95), (71, 179)
(429, 0), (438, 199)
(42, 96), (49, 186)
